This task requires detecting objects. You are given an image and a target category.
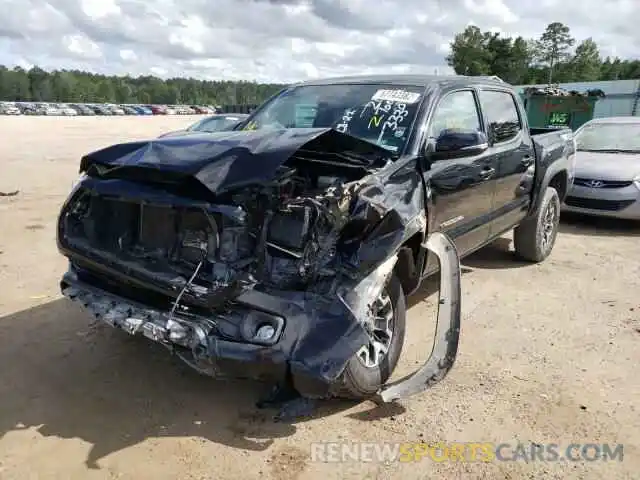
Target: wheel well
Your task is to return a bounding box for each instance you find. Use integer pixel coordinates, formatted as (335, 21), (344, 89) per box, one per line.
(394, 232), (423, 295)
(548, 170), (568, 202)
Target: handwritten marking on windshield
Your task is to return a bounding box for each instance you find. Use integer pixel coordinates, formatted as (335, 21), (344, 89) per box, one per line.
(378, 103), (409, 143)
(369, 116), (382, 128)
(362, 101), (393, 131)
(335, 108), (357, 133)
(363, 100), (393, 116)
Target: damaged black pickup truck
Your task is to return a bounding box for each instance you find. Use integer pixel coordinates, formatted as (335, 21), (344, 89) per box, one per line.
(57, 75), (575, 404)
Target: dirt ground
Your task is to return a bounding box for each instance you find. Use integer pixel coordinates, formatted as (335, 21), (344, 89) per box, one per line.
(0, 116), (638, 480)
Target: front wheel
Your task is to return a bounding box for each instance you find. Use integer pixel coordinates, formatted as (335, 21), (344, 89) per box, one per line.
(334, 273), (406, 400)
(514, 186), (561, 262)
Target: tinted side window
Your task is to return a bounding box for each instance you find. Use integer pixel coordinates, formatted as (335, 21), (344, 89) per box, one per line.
(428, 90), (481, 139)
(478, 90), (521, 143)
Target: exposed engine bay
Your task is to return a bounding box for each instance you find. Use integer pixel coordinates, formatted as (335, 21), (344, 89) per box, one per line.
(60, 158), (374, 302)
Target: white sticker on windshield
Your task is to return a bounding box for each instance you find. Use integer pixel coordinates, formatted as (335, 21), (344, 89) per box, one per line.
(371, 89), (421, 104)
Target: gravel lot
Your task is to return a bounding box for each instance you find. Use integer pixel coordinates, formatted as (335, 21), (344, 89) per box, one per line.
(0, 116), (638, 480)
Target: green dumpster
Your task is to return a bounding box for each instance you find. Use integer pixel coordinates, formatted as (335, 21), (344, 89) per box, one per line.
(521, 93), (600, 131)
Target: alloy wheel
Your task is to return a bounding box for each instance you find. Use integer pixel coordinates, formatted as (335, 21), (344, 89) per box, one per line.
(357, 290), (394, 368)
(541, 201), (558, 252)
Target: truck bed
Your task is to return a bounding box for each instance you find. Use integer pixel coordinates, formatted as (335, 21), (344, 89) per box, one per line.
(530, 126), (573, 160)
(528, 126), (576, 206)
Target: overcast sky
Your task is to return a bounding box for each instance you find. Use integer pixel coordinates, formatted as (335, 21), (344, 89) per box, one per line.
(0, 0), (638, 83)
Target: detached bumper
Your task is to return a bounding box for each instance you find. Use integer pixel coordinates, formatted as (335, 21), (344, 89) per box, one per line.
(61, 232), (462, 402)
(60, 264), (372, 398)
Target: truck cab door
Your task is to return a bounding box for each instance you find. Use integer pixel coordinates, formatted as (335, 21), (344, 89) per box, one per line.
(477, 89), (535, 235)
(421, 89), (496, 265)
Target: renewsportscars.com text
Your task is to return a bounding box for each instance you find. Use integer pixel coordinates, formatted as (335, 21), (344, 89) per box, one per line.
(310, 442), (624, 463)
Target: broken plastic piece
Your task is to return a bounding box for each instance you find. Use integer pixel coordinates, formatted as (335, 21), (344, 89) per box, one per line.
(376, 231), (461, 402)
(339, 254), (398, 325)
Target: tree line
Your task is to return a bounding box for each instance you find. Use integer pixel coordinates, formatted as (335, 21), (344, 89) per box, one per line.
(0, 66), (285, 104)
(447, 22), (640, 85)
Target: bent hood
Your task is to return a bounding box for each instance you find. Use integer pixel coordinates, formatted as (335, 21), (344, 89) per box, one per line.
(80, 128), (391, 196)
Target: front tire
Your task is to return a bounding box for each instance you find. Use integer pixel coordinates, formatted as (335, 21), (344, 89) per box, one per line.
(514, 186), (561, 262)
(335, 273), (406, 400)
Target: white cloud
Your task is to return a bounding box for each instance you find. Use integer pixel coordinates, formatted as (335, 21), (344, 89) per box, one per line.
(119, 49), (137, 61)
(150, 66), (168, 76)
(79, 0), (121, 19)
(464, 0), (518, 23)
(0, 0), (637, 83)
(168, 32), (205, 55)
(62, 34), (102, 59)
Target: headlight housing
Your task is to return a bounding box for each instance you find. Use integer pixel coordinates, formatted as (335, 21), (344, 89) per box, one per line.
(633, 174), (640, 190)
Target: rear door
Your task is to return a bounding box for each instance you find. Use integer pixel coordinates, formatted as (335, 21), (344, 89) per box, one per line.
(477, 88), (535, 235)
(424, 89), (497, 257)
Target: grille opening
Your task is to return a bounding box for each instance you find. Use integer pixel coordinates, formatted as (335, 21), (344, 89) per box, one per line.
(61, 190), (223, 278)
(573, 178), (633, 189)
(565, 196), (635, 211)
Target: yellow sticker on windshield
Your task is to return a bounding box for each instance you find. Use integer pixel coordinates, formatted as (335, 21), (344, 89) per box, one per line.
(243, 121), (257, 131)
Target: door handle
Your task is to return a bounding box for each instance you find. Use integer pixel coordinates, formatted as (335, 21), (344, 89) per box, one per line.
(480, 167), (495, 179)
(521, 155), (534, 167)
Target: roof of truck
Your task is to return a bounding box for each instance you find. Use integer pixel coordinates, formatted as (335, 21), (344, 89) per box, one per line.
(294, 74), (509, 89)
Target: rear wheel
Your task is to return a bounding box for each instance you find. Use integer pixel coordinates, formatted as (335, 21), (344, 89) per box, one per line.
(514, 186), (561, 262)
(335, 273), (406, 400)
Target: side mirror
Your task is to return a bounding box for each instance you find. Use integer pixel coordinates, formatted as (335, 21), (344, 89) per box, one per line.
(432, 130), (489, 160)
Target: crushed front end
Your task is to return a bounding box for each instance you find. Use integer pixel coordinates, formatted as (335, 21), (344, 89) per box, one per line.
(57, 129), (402, 397)
(56, 128), (461, 402)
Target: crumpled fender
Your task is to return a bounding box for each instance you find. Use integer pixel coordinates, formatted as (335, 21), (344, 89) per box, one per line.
(289, 231), (461, 401)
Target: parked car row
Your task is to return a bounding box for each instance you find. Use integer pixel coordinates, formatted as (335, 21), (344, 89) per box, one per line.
(157, 113), (249, 137)
(0, 101), (219, 116)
